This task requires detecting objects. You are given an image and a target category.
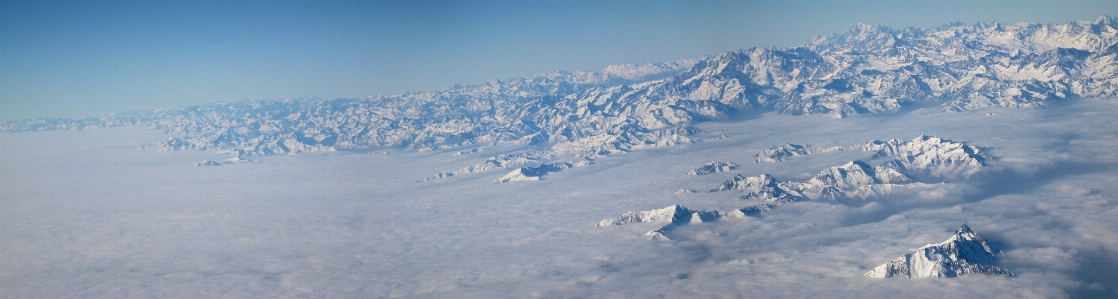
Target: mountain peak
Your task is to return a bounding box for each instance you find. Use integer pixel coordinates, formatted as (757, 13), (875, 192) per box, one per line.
(1094, 15), (1116, 26)
(957, 223), (973, 234)
(865, 224), (1015, 278)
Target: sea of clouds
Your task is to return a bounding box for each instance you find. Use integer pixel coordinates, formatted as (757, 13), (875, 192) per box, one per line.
(2, 98), (1116, 298)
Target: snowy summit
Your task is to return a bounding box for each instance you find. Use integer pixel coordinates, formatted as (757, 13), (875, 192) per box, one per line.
(865, 224), (1016, 278)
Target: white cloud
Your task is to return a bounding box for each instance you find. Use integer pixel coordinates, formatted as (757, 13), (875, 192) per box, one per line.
(3, 99), (1118, 297)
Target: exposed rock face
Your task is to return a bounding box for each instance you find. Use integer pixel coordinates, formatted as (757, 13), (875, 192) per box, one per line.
(865, 224), (1016, 278)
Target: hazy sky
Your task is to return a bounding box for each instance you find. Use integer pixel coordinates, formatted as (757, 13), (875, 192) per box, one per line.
(1, 0), (1115, 121)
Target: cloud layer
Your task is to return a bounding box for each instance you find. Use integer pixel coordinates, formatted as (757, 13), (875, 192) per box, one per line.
(2, 99), (1117, 298)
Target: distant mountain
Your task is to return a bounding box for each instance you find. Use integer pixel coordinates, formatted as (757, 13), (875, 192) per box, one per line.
(3, 16), (1115, 164)
(865, 224), (1015, 278)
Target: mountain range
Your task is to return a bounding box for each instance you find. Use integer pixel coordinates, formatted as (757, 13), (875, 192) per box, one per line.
(3, 16), (1115, 165)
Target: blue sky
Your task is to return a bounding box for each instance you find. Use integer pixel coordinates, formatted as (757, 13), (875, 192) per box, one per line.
(1, 0), (1115, 121)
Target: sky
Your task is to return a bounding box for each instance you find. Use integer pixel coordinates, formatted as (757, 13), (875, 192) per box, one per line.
(1, 0), (1116, 122)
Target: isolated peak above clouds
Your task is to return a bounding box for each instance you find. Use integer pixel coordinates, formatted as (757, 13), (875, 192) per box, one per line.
(865, 224), (1016, 278)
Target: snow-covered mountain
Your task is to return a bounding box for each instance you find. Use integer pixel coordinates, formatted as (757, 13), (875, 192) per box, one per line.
(687, 161), (739, 176)
(714, 161), (924, 203)
(754, 144), (812, 163)
(3, 17), (1114, 166)
(718, 136), (985, 203)
(865, 224), (1016, 278)
(599, 135), (987, 239)
(494, 159), (593, 183)
(597, 204), (772, 240)
(856, 135), (989, 181)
